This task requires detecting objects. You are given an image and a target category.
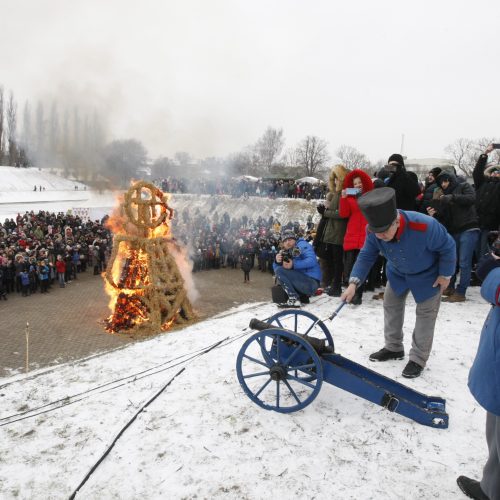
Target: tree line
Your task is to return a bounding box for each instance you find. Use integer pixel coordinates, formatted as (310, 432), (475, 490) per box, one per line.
(1, 83), (498, 188)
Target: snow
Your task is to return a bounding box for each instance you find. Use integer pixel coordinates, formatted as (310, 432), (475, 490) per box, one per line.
(0, 167), (490, 499)
(0, 291), (491, 499)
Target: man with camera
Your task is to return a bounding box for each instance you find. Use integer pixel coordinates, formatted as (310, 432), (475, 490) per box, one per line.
(273, 230), (321, 308)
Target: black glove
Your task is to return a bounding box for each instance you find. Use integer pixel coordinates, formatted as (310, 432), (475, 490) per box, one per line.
(317, 204), (326, 215)
(440, 194), (453, 204)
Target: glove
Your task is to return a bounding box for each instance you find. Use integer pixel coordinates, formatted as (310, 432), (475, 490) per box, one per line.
(440, 194), (453, 204)
(317, 204), (326, 215)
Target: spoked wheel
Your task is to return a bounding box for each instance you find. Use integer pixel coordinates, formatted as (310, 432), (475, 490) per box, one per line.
(266, 310), (334, 352)
(236, 328), (323, 413)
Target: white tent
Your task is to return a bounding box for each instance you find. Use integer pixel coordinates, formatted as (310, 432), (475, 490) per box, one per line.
(236, 175), (260, 182)
(296, 176), (322, 184)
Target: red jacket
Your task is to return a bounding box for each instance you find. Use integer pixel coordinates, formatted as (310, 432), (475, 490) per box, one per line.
(55, 260), (66, 273)
(339, 169), (374, 250)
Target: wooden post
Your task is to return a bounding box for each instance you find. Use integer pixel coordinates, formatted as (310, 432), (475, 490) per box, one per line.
(25, 322), (30, 373)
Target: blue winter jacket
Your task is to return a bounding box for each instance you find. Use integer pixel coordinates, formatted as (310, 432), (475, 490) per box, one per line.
(468, 267), (500, 416)
(350, 210), (456, 303)
(273, 238), (321, 283)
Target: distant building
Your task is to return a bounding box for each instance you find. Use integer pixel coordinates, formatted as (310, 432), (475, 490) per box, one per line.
(405, 158), (452, 178)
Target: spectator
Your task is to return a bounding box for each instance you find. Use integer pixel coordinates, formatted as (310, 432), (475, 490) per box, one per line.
(341, 187), (456, 378)
(339, 168), (374, 305)
(273, 230), (321, 308)
(314, 164), (349, 296)
(383, 153), (421, 210)
(428, 170), (479, 302)
(55, 255), (66, 288)
(457, 258), (500, 500)
(419, 167), (442, 213)
(474, 144), (500, 259)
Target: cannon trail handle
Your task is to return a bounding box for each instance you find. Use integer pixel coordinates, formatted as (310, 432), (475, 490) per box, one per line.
(327, 301), (347, 321)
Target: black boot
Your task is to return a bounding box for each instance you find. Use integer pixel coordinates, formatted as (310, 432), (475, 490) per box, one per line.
(456, 476), (489, 500)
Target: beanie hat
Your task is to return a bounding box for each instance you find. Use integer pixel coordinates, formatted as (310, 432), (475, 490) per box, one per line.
(281, 230), (297, 241)
(387, 153), (405, 167)
(429, 167), (442, 178)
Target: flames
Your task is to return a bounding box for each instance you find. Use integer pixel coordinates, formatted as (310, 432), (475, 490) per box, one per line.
(102, 182), (194, 334)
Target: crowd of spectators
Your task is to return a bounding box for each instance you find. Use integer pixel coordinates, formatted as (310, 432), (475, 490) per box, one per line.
(171, 209), (314, 278)
(157, 176), (327, 199)
(0, 211), (111, 302)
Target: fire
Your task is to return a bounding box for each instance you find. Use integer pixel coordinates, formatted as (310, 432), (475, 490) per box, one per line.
(103, 181), (195, 334)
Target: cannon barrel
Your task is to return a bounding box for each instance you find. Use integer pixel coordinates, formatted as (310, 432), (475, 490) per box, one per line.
(249, 317), (333, 354)
(249, 318), (272, 331)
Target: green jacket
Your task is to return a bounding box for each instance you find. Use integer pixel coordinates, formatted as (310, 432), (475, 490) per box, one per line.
(321, 191), (347, 245)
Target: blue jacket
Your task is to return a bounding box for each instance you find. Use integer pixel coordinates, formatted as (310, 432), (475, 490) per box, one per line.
(273, 238), (321, 283)
(468, 267), (500, 416)
(350, 211), (456, 302)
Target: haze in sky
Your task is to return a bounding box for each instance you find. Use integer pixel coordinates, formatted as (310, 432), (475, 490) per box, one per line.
(1, 0), (499, 162)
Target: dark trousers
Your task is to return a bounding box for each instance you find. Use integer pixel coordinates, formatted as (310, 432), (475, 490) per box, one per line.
(481, 411), (500, 499)
(344, 249), (363, 298)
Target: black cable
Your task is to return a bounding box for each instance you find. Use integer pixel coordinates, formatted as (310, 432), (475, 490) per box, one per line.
(0, 337), (229, 427)
(68, 367), (186, 500)
(68, 336), (228, 499)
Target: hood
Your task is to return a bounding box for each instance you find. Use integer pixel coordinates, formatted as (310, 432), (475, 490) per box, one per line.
(329, 164), (350, 193)
(343, 169), (374, 193)
(436, 171), (458, 192)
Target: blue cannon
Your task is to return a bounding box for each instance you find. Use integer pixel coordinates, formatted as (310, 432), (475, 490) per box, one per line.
(235, 307), (448, 429)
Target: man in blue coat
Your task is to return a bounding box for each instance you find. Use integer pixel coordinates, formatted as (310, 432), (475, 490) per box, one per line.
(341, 187), (456, 378)
(457, 262), (500, 500)
(273, 230), (321, 308)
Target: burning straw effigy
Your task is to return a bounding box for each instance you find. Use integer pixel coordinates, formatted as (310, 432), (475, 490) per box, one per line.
(104, 181), (195, 334)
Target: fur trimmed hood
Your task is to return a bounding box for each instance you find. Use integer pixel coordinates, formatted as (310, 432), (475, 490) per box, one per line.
(342, 169), (374, 193)
(328, 164), (350, 193)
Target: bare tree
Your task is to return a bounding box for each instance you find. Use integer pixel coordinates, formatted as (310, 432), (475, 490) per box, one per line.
(254, 126), (285, 171)
(295, 135), (329, 176)
(49, 101), (59, 160)
(6, 91), (17, 166)
(336, 144), (370, 170)
(175, 151), (192, 167)
(0, 86), (4, 161)
(443, 137), (500, 177)
(35, 101), (45, 164)
(21, 101), (32, 153)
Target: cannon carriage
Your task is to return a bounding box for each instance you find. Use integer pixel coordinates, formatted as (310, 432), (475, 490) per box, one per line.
(236, 308), (448, 428)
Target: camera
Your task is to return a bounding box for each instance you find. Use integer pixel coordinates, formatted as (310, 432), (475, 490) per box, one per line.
(281, 247), (301, 263)
(345, 187), (361, 196)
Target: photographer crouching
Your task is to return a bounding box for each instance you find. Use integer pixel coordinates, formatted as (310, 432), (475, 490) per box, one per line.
(273, 230), (322, 308)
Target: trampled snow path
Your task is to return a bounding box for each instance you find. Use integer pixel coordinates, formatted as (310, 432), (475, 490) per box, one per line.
(0, 289), (491, 499)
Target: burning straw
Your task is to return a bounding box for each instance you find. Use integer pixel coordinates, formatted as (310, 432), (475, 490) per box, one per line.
(103, 181), (195, 334)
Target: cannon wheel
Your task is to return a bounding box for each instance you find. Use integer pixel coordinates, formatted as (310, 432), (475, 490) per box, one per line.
(236, 328), (323, 413)
(266, 310), (334, 351)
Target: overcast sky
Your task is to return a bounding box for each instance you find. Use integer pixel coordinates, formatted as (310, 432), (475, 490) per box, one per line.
(1, 0), (499, 162)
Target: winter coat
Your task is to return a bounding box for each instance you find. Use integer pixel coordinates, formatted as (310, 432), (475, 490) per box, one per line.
(241, 255), (253, 272)
(321, 165), (349, 245)
(350, 210), (456, 303)
(55, 260), (66, 274)
(419, 180), (438, 213)
(339, 169), (374, 251)
(385, 165), (421, 210)
(473, 153), (500, 231)
(434, 172), (479, 234)
(273, 238), (321, 282)
(468, 267), (500, 416)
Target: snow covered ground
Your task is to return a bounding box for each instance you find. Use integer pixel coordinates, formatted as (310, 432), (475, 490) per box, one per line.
(0, 290), (491, 499)
(0, 166), (490, 499)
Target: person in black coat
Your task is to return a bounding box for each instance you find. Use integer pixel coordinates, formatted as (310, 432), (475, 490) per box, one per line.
(474, 144), (500, 259)
(384, 153), (421, 210)
(419, 167), (441, 213)
(428, 170), (480, 302)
